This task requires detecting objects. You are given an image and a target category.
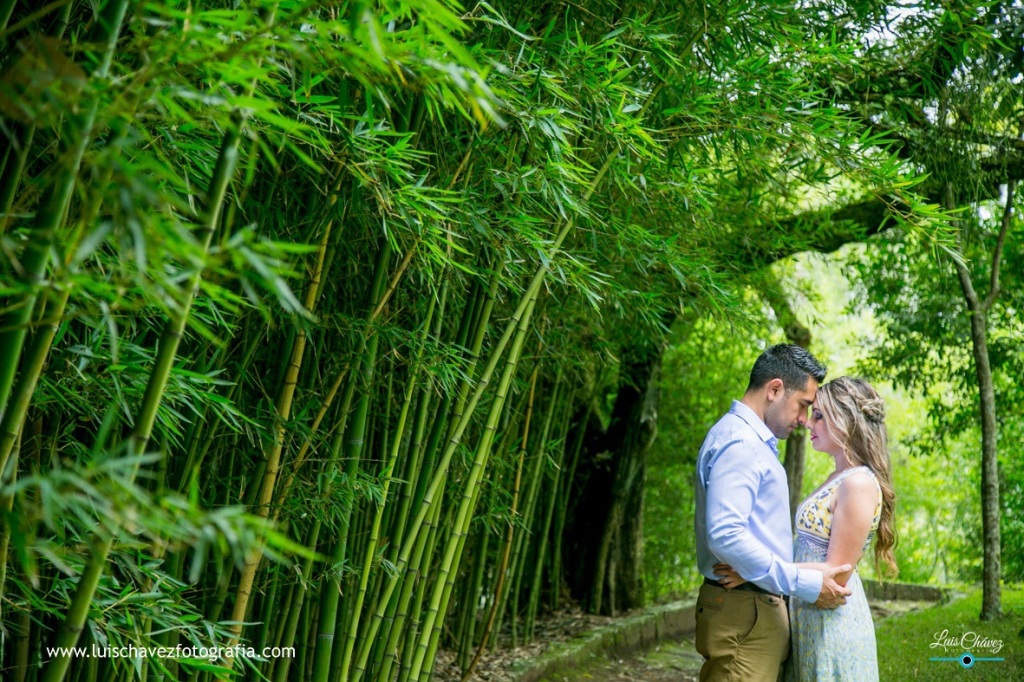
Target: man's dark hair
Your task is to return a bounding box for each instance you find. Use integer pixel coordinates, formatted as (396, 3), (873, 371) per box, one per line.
(746, 344), (827, 393)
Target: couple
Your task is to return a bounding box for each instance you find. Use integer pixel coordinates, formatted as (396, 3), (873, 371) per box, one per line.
(694, 344), (898, 681)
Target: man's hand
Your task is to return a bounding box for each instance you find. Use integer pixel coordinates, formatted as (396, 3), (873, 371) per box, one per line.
(713, 563), (747, 589)
(814, 563), (853, 609)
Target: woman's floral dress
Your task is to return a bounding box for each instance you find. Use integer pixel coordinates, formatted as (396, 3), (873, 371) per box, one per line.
(787, 466), (882, 681)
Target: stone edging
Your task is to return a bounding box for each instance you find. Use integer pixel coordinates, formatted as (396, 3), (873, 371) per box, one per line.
(508, 600), (696, 682)
(861, 579), (949, 603)
(507, 580), (949, 681)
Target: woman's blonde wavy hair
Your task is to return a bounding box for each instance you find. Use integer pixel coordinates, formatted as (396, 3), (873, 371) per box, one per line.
(815, 376), (899, 578)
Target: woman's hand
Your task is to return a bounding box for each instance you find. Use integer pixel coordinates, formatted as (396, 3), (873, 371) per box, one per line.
(713, 563), (748, 589)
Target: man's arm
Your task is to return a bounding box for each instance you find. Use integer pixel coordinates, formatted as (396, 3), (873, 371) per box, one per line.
(798, 563), (854, 608)
(704, 444), (834, 604)
(714, 561), (852, 609)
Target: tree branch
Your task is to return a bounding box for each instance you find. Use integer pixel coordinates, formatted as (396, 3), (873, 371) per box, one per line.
(983, 179), (1017, 311)
(724, 195), (898, 270)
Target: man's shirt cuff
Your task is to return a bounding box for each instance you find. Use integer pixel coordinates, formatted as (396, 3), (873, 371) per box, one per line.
(794, 567), (823, 603)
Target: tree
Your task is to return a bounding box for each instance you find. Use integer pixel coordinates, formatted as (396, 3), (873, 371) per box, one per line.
(835, 1), (1024, 619)
(555, 0), (947, 615)
(850, 182), (1023, 616)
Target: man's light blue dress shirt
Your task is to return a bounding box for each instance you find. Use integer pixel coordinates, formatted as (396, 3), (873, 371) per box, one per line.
(695, 400), (823, 604)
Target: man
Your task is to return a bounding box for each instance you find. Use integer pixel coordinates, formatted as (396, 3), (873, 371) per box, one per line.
(694, 344), (852, 682)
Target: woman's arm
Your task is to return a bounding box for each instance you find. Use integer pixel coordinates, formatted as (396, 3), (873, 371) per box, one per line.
(793, 561), (852, 586)
(823, 471), (878, 585)
(716, 472), (877, 589)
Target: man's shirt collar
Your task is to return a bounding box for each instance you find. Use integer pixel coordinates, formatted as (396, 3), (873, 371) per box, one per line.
(728, 399), (779, 454)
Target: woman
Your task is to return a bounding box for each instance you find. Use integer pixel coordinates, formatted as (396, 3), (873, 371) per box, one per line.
(716, 376), (898, 681)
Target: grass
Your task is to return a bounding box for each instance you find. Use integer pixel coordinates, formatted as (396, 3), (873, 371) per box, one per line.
(877, 584), (1024, 681)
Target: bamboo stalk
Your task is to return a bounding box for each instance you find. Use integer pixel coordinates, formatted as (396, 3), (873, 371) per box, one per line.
(456, 537), (478, 669)
(461, 364), (538, 679)
(0, 423), (21, 617)
(505, 374), (553, 647)
(352, 271), (512, 680)
(518, 374), (566, 641)
(43, 114), (238, 682)
(266, 339), (362, 679)
(0, 0), (126, 443)
(0, 0), (73, 230)
(396, 499), (449, 682)
(41, 536), (112, 682)
(419, 470), (489, 682)
(388, 275), (487, 558)
(337, 294), (436, 679)
(270, 186), (374, 516)
(0, 124), (38, 235)
(458, 522), (492, 670)
(302, 588), (318, 681)
(459, 411), (520, 661)
(256, 568), (281, 651)
(407, 291), (539, 680)
(12, 607), (31, 682)
(42, 20), (254, 680)
(271, 362), (348, 510)
(384, 375), (433, 558)
(0, 0), (73, 231)
(526, 378), (568, 640)
(309, 239), (391, 682)
(330, 377), (383, 682)
(352, 207), (586, 679)
(0, 0), (16, 35)
(427, 389), (523, 678)
(226, 198), (334, 652)
(375, 489), (439, 682)
(174, 317), (263, 492)
(0, 281), (69, 489)
(551, 395), (588, 613)
(270, 517), (323, 682)
(134, 126), (242, 456)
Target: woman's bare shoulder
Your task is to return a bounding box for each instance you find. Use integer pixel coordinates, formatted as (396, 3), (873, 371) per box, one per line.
(838, 468), (879, 499)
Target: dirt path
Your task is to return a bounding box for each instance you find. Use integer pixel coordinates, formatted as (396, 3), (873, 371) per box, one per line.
(543, 636), (703, 682)
(536, 598), (937, 682)
(437, 597), (940, 682)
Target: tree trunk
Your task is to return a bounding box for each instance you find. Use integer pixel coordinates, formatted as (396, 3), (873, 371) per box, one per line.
(946, 181), (1008, 621)
(962, 304), (1002, 620)
(565, 342), (661, 614)
(762, 284), (813, 515)
(953, 258), (1002, 620)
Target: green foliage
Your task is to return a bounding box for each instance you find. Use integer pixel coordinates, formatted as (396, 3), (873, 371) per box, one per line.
(1000, 418), (1024, 583)
(645, 241), (1020, 601)
(884, 427), (985, 584)
(1, 0), (1003, 679)
(780, 252), (989, 585)
(846, 217), (1024, 582)
(846, 222), (1024, 431)
(645, 308), (775, 601)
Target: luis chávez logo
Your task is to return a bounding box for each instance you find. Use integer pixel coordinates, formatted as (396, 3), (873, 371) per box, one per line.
(929, 628), (1005, 669)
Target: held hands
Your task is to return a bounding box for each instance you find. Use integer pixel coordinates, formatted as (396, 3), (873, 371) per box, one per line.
(712, 563), (747, 589)
(814, 563), (853, 609)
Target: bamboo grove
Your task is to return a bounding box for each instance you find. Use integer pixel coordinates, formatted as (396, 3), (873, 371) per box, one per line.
(0, 1), (945, 681)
